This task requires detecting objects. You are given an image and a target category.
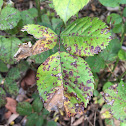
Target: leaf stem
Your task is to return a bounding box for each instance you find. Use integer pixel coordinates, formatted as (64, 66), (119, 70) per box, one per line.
(118, 71), (126, 82)
(35, 0), (42, 22)
(107, 58), (119, 81)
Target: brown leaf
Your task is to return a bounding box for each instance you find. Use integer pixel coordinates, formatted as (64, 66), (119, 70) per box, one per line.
(4, 110), (12, 119)
(14, 37), (54, 61)
(5, 97), (17, 114)
(44, 86), (64, 112)
(14, 42), (32, 61)
(21, 69), (36, 90)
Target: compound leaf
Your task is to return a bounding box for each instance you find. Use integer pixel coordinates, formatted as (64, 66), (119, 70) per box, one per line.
(103, 81), (126, 122)
(0, 6), (21, 30)
(0, 37), (22, 64)
(53, 0), (89, 23)
(37, 52), (94, 117)
(61, 17), (111, 56)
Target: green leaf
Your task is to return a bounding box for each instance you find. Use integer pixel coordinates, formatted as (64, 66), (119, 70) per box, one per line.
(0, 87), (6, 107)
(85, 55), (105, 72)
(37, 52), (94, 116)
(53, 0), (89, 23)
(32, 97), (43, 113)
(21, 10), (35, 25)
(120, 0), (126, 4)
(36, 115), (44, 126)
(27, 8), (38, 18)
(0, 37), (22, 64)
(118, 49), (126, 61)
(17, 102), (32, 116)
(4, 79), (19, 96)
(123, 8), (126, 17)
(17, 60), (29, 72)
(112, 24), (123, 33)
(0, 0), (3, 9)
(0, 60), (8, 72)
(120, 122), (126, 126)
(99, 39), (121, 62)
(0, 6), (21, 30)
(107, 13), (122, 25)
(61, 17), (111, 56)
(41, 14), (52, 28)
(99, 0), (120, 7)
(7, 67), (20, 80)
(4, 68), (20, 96)
(52, 18), (63, 35)
(47, 121), (57, 126)
(42, 109), (49, 115)
(103, 81), (126, 122)
(103, 82), (113, 91)
(26, 113), (38, 126)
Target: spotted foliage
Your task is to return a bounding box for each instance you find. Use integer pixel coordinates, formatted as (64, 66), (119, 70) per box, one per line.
(61, 17), (112, 56)
(0, 37), (22, 64)
(21, 24), (57, 40)
(103, 81), (126, 122)
(37, 52), (94, 116)
(0, 6), (21, 30)
(53, 0), (89, 23)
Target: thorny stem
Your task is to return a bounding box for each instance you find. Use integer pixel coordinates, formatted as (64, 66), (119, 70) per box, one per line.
(35, 0), (42, 22)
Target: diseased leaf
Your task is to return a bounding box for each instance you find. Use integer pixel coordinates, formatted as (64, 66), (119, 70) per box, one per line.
(29, 44), (59, 64)
(14, 25), (58, 61)
(17, 102), (32, 116)
(37, 52), (94, 116)
(0, 6), (21, 30)
(53, 0), (89, 23)
(0, 37), (22, 64)
(103, 81), (126, 122)
(61, 17), (112, 56)
(21, 24), (57, 40)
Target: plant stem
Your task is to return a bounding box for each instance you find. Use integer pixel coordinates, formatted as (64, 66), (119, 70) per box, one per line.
(121, 22), (126, 45)
(118, 71), (126, 82)
(107, 58), (119, 81)
(35, 0), (42, 22)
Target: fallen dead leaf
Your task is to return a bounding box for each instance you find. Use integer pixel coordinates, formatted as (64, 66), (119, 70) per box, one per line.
(7, 113), (19, 125)
(5, 97), (17, 114)
(21, 69), (36, 90)
(4, 110), (12, 119)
